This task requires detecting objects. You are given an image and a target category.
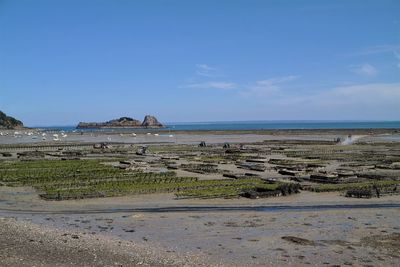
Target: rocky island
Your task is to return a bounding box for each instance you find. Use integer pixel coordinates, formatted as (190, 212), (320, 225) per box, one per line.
(77, 115), (164, 129)
(0, 111), (24, 129)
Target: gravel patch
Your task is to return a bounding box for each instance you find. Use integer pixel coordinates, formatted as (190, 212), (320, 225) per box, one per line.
(0, 218), (214, 267)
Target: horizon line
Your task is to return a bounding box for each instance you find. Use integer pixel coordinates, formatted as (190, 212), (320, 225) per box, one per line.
(29, 119), (400, 128)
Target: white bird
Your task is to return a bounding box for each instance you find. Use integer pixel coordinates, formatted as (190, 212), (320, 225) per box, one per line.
(169, 134), (174, 138)
(154, 133), (159, 136)
(132, 133), (137, 137)
(42, 133), (47, 136)
(146, 133), (151, 135)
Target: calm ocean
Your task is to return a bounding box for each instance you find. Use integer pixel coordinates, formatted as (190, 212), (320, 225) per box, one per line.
(37, 121), (400, 132)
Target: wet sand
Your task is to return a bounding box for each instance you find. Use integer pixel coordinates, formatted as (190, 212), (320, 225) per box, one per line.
(1, 129), (400, 266)
(1, 128), (399, 145)
(1, 186), (400, 212)
(1, 188), (400, 266)
(2, 204), (399, 266)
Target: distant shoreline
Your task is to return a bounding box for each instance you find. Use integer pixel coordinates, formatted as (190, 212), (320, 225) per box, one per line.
(28, 120), (400, 132)
(76, 126), (165, 129)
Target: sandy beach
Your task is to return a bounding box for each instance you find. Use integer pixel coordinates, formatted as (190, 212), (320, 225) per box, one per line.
(1, 193), (399, 266)
(1, 129), (400, 266)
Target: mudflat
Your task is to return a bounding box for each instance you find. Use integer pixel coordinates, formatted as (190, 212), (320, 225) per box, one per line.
(1, 129), (400, 266)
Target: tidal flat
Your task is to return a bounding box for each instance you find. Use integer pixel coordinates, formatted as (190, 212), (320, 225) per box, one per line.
(1, 129), (400, 266)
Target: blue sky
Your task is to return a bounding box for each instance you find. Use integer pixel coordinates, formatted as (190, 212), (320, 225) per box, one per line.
(1, 0), (399, 126)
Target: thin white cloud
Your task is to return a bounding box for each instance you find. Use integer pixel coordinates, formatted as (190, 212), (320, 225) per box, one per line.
(394, 51), (400, 69)
(308, 83), (400, 105)
(186, 81), (236, 90)
(279, 83), (400, 111)
(183, 64), (233, 89)
(349, 63), (378, 76)
(251, 83), (400, 120)
(258, 75), (300, 84)
(357, 45), (400, 56)
(195, 64), (217, 77)
(352, 45), (400, 71)
(241, 75), (300, 97)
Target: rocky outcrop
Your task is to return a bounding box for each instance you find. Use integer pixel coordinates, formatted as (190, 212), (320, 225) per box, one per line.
(107, 117), (142, 127)
(0, 111), (24, 129)
(141, 115), (163, 128)
(77, 115), (164, 129)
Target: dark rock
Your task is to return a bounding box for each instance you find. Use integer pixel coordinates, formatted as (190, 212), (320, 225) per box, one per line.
(225, 148), (241, 154)
(93, 143), (110, 149)
(141, 115), (164, 127)
(77, 115), (164, 128)
(199, 141), (207, 147)
(78, 117), (141, 128)
(223, 143), (230, 149)
(278, 169), (299, 176)
(136, 146), (148, 155)
(309, 173), (339, 183)
(0, 111), (23, 129)
(281, 236), (315, 246)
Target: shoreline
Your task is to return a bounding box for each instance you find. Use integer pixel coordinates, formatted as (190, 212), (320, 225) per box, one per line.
(29, 128), (400, 134)
(2, 202), (400, 216)
(2, 188), (400, 213)
(1, 128), (400, 146)
(3, 127), (400, 133)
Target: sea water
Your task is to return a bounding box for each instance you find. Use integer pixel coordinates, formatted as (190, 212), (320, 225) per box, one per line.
(36, 120), (400, 132)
